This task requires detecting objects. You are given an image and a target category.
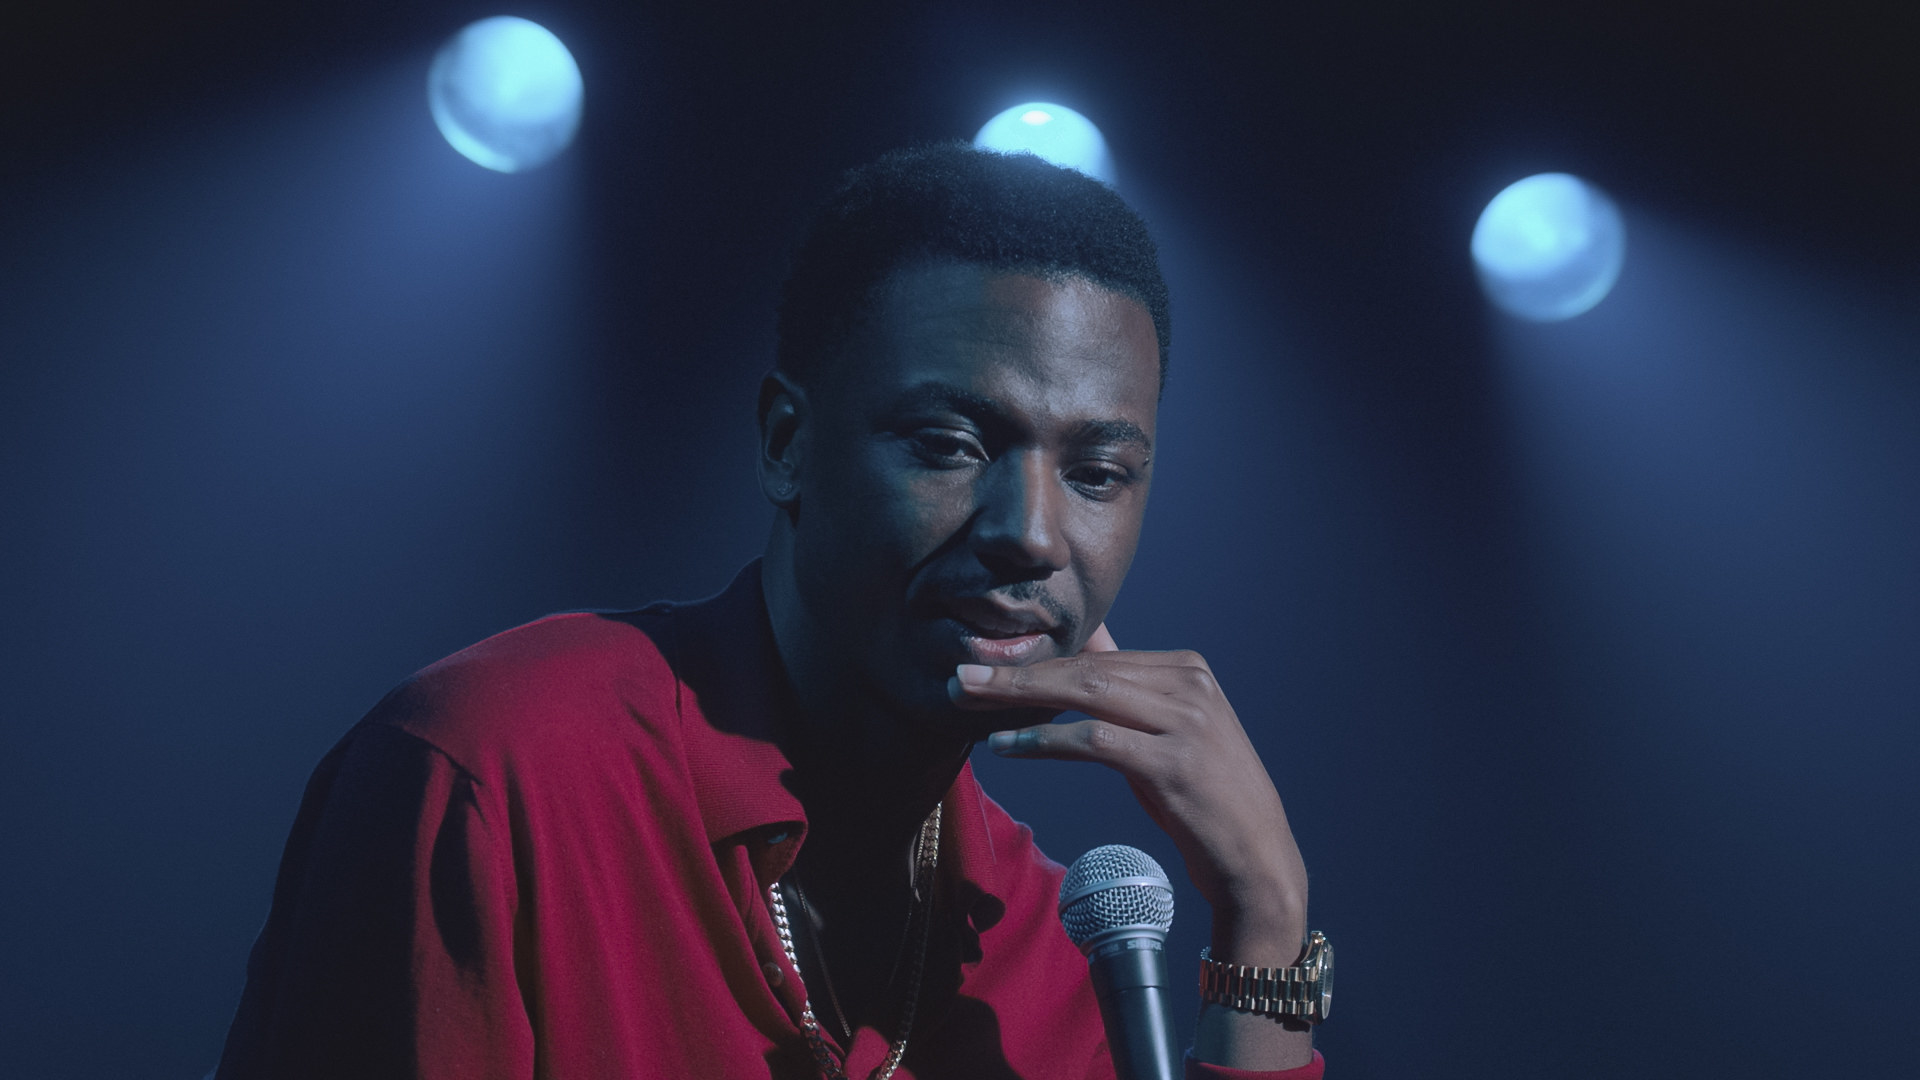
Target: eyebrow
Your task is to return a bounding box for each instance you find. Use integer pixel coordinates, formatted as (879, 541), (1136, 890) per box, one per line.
(883, 382), (1154, 457)
(1069, 418), (1154, 458)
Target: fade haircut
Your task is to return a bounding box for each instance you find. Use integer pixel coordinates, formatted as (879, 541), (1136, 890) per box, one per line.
(776, 142), (1171, 391)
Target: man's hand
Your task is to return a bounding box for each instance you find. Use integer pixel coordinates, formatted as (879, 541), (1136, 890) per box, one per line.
(947, 625), (1308, 965)
(949, 626), (1317, 1068)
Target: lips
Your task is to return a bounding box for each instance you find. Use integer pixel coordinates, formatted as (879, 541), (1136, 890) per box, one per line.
(929, 595), (1062, 665)
(959, 630), (1050, 664)
(939, 596), (1058, 639)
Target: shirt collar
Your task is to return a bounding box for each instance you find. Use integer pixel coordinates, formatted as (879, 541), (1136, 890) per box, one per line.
(653, 560), (1003, 907)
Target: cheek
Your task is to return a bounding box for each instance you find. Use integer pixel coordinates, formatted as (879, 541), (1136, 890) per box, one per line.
(812, 445), (976, 565)
(1066, 501), (1146, 596)
(894, 472), (979, 556)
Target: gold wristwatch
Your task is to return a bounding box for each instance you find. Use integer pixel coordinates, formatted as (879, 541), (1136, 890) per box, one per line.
(1198, 931), (1333, 1024)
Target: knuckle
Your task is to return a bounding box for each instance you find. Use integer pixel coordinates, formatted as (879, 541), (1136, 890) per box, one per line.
(1085, 722), (1126, 755)
(1067, 657), (1110, 699)
(1178, 664), (1218, 696)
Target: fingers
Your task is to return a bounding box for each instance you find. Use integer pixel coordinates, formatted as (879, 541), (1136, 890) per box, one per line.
(1081, 622), (1119, 653)
(950, 657), (1192, 731)
(984, 717), (1151, 766)
(954, 649), (1219, 707)
(1094, 646), (1211, 669)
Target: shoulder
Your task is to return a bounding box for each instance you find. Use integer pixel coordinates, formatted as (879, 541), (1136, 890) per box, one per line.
(364, 609), (683, 784)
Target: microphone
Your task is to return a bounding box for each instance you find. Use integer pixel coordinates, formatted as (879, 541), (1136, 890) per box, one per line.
(1059, 845), (1179, 1080)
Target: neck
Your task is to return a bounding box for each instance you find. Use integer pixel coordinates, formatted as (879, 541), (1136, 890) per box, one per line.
(761, 534), (971, 873)
(784, 729), (966, 880)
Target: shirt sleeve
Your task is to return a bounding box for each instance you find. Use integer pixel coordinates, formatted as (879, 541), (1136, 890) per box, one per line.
(215, 722), (534, 1080)
(1185, 1048), (1326, 1080)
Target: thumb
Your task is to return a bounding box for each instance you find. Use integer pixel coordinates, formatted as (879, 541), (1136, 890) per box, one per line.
(1080, 622), (1119, 654)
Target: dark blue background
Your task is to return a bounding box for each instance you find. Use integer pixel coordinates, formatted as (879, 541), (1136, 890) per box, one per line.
(3, 2), (1916, 1077)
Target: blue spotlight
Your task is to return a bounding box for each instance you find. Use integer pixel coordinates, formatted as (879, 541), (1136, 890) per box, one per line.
(1472, 173), (1626, 321)
(973, 102), (1115, 183)
(428, 17), (583, 173)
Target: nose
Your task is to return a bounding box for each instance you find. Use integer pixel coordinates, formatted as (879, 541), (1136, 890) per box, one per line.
(970, 449), (1071, 577)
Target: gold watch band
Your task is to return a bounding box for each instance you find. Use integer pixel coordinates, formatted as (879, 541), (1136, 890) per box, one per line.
(1198, 931), (1333, 1024)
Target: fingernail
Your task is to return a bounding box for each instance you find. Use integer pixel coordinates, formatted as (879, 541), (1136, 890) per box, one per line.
(956, 664), (994, 686)
(987, 731), (1016, 753)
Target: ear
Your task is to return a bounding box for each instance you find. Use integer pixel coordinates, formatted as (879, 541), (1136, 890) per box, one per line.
(757, 369), (808, 512)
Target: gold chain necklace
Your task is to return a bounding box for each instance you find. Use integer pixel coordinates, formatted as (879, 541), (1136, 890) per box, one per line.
(768, 803), (941, 1080)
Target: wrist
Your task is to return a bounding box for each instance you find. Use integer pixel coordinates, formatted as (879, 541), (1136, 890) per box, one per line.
(1197, 930), (1333, 1043)
(1209, 921), (1309, 970)
(1209, 888), (1308, 967)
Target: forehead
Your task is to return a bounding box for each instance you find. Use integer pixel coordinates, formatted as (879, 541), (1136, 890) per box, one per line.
(832, 261), (1161, 429)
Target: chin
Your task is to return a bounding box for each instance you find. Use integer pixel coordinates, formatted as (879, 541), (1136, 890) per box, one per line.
(875, 668), (1011, 742)
(916, 682), (1057, 745)
(867, 629), (1060, 741)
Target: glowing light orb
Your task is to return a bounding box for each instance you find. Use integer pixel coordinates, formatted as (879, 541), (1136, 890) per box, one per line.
(973, 102), (1114, 183)
(428, 17), (583, 173)
(1471, 173), (1626, 321)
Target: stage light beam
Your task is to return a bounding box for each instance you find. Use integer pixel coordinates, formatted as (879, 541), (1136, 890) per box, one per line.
(973, 102), (1114, 183)
(1472, 173), (1626, 321)
(429, 17), (583, 173)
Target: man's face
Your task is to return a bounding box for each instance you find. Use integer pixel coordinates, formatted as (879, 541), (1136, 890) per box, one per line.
(786, 259), (1160, 728)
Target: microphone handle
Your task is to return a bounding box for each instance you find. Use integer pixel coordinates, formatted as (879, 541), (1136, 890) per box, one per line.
(1088, 936), (1179, 1080)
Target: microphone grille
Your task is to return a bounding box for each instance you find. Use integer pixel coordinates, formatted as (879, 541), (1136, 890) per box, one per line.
(1058, 844), (1174, 948)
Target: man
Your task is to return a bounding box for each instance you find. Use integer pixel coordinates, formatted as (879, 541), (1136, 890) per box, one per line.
(217, 144), (1326, 1079)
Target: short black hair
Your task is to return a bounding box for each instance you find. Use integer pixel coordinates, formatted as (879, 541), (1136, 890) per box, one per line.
(777, 142), (1171, 390)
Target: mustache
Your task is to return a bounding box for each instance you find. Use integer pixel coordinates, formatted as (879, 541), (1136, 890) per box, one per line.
(914, 575), (1081, 642)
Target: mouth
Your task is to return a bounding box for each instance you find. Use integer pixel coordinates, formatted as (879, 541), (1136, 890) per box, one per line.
(933, 597), (1063, 665)
(951, 623), (1052, 664)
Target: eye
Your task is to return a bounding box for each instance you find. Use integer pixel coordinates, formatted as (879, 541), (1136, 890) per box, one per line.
(907, 429), (987, 467)
(1065, 461), (1134, 499)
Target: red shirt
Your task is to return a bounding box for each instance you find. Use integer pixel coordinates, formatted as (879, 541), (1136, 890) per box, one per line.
(217, 563), (1323, 1079)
